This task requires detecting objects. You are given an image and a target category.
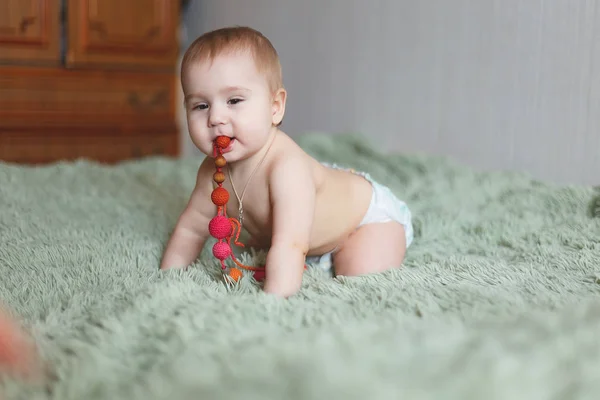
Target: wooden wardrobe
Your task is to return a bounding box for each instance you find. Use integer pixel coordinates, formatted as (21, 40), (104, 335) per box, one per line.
(0, 0), (181, 164)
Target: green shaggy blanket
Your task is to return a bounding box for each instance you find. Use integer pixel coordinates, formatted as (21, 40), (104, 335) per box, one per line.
(1, 133), (599, 400)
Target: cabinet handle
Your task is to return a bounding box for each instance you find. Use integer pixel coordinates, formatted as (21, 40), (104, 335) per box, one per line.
(89, 21), (107, 38)
(127, 92), (141, 108)
(127, 90), (168, 110)
(20, 16), (37, 34)
(150, 90), (168, 107)
(145, 26), (161, 40)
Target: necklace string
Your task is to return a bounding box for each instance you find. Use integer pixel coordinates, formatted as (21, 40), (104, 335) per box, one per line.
(227, 134), (276, 227)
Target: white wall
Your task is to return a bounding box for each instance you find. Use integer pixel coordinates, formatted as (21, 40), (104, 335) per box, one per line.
(179, 0), (600, 186)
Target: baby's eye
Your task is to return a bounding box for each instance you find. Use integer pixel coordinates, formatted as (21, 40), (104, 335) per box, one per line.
(228, 98), (243, 105)
(192, 103), (208, 110)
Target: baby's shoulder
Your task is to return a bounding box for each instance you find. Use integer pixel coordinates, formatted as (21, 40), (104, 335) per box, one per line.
(267, 150), (316, 188)
(269, 150), (309, 175)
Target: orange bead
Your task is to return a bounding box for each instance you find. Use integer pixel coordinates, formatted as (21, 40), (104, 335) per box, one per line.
(215, 155), (226, 168)
(229, 267), (243, 282)
(213, 171), (225, 184)
(215, 136), (231, 149)
(211, 187), (229, 206)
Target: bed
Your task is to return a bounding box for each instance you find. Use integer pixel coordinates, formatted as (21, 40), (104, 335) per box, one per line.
(1, 133), (599, 399)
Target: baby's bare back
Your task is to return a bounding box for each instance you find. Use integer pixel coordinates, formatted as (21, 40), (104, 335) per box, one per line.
(218, 133), (372, 256)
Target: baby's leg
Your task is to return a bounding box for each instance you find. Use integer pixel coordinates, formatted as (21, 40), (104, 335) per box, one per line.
(332, 222), (406, 276)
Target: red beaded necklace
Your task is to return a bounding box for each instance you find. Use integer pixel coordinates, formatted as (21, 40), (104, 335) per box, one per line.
(208, 136), (267, 283)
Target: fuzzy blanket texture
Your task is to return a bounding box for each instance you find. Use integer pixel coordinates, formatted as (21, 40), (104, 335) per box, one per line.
(1, 133), (599, 400)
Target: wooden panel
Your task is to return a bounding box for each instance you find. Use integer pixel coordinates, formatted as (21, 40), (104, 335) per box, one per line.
(0, 66), (179, 164)
(66, 0), (179, 71)
(0, 0), (61, 65)
(0, 126), (179, 164)
(0, 66), (177, 126)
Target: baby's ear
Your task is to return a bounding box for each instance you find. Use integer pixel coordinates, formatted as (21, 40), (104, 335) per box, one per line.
(271, 88), (287, 126)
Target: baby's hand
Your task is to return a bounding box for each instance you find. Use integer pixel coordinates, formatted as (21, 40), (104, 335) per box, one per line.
(0, 307), (43, 382)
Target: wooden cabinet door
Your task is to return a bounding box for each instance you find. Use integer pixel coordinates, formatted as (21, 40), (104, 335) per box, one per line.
(0, 0), (61, 65)
(66, 0), (179, 71)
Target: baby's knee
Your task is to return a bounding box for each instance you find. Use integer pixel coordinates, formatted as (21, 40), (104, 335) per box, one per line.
(332, 224), (405, 276)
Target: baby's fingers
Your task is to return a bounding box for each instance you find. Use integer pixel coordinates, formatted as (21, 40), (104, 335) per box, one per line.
(0, 308), (43, 382)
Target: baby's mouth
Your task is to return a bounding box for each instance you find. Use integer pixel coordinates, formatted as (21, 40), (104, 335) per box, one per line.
(216, 136), (235, 153)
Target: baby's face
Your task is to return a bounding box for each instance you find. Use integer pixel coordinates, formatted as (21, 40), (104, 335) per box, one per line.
(183, 51), (276, 161)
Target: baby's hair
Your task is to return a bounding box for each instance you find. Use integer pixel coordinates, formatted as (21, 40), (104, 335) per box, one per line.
(181, 26), (283, 95)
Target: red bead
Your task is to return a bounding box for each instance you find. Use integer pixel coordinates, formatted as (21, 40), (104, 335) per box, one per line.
(211, 187), (229, 206)
(209, 216), (232, 239)
(212, 242), (231, 260)
(215, 136), (231, 149)
(253, 269), (266, 282)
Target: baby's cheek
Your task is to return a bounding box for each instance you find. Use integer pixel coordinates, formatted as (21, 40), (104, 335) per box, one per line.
(243, 107), (271, 130)
(188, 131), (211, 155)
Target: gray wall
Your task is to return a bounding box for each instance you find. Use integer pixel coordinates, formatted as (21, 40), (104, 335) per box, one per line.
(179, 0), (600, 185)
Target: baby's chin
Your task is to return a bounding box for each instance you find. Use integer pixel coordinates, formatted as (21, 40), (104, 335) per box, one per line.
(218, 144), (236, 159)
(221, 150), (247, 163)
(216, 139), (254, 162)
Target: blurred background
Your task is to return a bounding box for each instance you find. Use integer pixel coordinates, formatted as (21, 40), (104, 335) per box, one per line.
(1, 0), (599, 186)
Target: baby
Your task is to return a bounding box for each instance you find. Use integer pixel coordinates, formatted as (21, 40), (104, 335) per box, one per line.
(160, 26), (414, 297)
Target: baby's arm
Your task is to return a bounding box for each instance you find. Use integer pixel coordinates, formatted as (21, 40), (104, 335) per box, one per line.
(160, 157), (215, 270)
(263, 156), (315, 297)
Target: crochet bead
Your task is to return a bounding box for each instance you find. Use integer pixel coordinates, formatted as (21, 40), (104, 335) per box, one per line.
(211, 187), (229, 206)
(209, 216), (232, 239)
(229, 267), (243, 282)
(213, 171), (225, 184)
(215, 136), (231, 148)
(253, 269), (266, 282)
(212, 242), (231, 260)
(215, 155), (226, 168)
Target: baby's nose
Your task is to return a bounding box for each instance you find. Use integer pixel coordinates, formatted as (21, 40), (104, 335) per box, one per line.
(208, 107), (227, 126)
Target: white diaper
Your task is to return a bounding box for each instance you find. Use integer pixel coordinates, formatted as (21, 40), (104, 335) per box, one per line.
(305, 163), (414, 271)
